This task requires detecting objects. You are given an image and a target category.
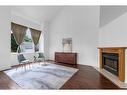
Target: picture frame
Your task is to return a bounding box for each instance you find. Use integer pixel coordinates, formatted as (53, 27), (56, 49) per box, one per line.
(62, 38), (72, 52)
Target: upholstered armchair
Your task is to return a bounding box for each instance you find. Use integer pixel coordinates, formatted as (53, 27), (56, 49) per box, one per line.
(34, 52), (46, 65)
(17, 54), (31, 70)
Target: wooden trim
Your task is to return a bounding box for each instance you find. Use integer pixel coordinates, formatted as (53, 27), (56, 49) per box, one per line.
(98, 47), (125, 82)
(118, 49), (125, 81)
(98, 47), (127, 49)
(99, 48), (103, 69)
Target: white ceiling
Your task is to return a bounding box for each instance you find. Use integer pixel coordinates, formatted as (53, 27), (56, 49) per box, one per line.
(100, 6), (127, 27)
(11, 6), (64, 23)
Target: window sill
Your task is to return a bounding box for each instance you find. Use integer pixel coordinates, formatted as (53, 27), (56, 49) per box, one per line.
(11, 51), (35, 55)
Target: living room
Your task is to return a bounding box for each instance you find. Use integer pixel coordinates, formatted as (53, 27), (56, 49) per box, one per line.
(0, 5), (127, 90)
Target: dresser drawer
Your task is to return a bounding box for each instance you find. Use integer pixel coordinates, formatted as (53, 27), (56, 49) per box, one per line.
(55, 52), (77, 64)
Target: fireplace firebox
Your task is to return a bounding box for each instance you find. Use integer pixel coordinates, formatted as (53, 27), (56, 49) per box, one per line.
(102, 53), (119, 76)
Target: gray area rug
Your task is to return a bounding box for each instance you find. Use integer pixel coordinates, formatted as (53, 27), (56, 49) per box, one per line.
(4, 63), (78, 89)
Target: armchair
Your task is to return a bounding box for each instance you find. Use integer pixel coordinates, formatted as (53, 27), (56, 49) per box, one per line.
(17, 54), (31, 71)
(34, 52), (46, 65)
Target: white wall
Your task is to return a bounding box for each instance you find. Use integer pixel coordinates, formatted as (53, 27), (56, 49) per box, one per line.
(99, 7), (127, 83)
(11, 11), (41, 30)
(49, 6), (100, 67)
(41, 22), (50, 60)
(99, 9), (127, 47)
(0, 7), (11, 70)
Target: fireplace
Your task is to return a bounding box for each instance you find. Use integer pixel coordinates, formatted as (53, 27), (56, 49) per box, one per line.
(102, 53), (119, 76)
(98, 47), (126, 82)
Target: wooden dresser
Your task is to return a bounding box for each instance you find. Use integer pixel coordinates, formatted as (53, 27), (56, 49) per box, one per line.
(55, 52), (77, 64)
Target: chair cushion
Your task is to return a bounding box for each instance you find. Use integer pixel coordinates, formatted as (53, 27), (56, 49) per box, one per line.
(38, 53), (44, 58)
(18, 54), (26, 63)
(21, 60), (29, 64)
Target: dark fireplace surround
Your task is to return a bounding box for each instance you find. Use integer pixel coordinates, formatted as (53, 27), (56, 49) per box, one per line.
(98, 47), (126, 82)
(102, 53), (119, 76)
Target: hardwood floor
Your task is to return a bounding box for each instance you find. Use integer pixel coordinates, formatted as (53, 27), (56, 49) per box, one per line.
(0, 61), (120, 89)
(0, 72), (20, 89)
(53, 62), (119, 89)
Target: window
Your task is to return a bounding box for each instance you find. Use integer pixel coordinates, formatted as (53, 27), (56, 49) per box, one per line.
(20, 28), (34, 53)
(11, 23), (44, 53)
(11, 31), (18, 52)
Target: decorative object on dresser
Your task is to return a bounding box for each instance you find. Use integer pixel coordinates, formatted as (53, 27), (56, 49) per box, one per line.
(55, 52), (77, 65)
(98, 47), (126, 82)
(62, 38), (72, 52)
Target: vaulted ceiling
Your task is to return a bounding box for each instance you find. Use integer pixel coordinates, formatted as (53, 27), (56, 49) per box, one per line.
(100, 6), (127, 27)
(11, 6), (64, 23)
(11, 6), (127, 28)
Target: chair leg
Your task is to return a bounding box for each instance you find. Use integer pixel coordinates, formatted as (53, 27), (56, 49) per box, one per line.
(17, 64), (22, 70)
(44, 58), (47, 65)
(39, 61), (41, 65)
(28, 63), (30, 69)
(16, 64), (21, 70)
(24, 65), (27, 72)
(22, 65), (24, 70)
(16, 66), (18, 70)
(30, 63), (33, 69)
(44, 61), (47, 65)
(21, 65), (23, 69)
(29, 63), (32, 69)
(41, 60), (46, 66)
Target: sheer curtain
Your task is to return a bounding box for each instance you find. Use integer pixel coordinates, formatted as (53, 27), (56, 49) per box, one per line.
(11, 22), (27, 53)
(30, 28), (41, 52)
